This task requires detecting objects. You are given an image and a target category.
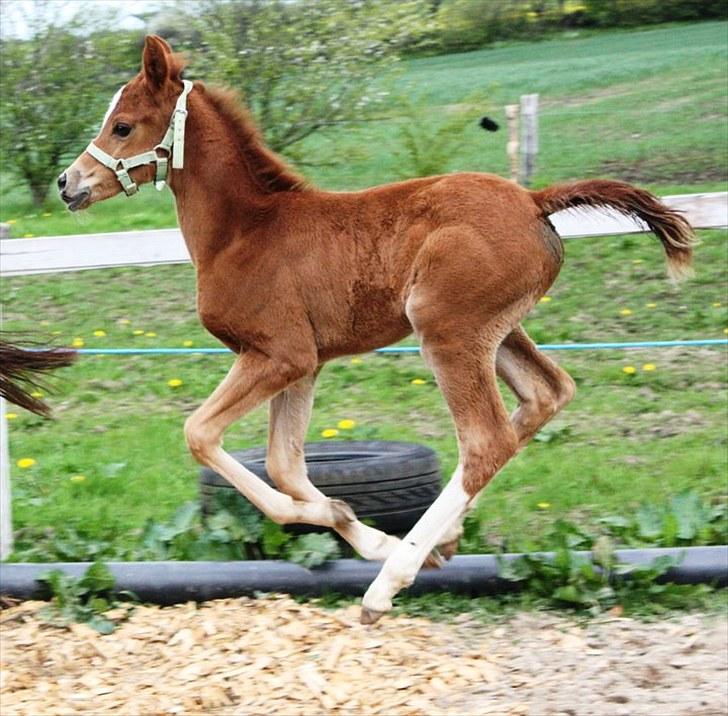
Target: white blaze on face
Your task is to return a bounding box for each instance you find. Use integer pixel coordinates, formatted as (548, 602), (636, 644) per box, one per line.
(101, 86), (125, 130)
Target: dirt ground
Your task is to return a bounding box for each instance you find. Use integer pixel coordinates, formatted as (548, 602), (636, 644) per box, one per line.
(1, 596), (726, 716)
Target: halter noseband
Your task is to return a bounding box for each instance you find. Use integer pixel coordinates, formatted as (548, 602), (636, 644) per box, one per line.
(85, 80), (194, 196)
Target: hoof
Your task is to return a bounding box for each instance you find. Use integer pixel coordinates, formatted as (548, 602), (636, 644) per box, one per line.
(330, 499), (356, 525)
(437, 538), (459, 561)
(423, 547), (445, 569)
(360, 607), (385, 625)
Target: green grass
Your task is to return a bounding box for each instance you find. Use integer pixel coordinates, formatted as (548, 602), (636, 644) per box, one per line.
(1, 22), (726, 565)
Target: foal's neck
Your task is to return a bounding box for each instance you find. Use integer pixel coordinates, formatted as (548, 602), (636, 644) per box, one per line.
(168, 85), (301, 265)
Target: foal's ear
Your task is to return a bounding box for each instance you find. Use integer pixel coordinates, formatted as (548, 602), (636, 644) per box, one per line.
(142, 35), (173, 89)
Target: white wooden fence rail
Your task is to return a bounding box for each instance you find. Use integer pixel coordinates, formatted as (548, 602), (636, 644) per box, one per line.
(1, 193), (726, 277)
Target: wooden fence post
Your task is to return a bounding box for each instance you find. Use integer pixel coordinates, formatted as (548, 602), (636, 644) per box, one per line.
(0, 399), (12, 560)
(520, 93), (539, 186)
(505, 104), (520, 183)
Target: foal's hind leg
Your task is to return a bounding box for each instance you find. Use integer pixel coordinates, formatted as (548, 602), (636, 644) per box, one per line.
(436, 325), (576, 557)
(266, 374), (403, 561)
(496, 325), (576, 448)
(361, 338), (519, 622)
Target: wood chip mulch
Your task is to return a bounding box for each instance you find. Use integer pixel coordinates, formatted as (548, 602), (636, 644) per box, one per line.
(1, 595), (726, 716)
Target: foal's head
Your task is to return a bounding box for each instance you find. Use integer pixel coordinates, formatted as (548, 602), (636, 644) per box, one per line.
(59, 36), (186, 211)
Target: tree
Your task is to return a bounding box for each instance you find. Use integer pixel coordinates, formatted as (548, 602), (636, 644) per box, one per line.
(0, 1), (138, 206)
(180, 0), (434, 153)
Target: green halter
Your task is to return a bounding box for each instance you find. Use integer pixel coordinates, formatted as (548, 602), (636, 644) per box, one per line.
(85, 80), (194, 196)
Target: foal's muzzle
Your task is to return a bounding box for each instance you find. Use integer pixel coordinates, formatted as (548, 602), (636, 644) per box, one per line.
(60, 187), (91, 212)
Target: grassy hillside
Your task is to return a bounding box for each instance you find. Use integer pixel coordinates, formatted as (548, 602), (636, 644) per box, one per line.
(1, 22), (726, 560)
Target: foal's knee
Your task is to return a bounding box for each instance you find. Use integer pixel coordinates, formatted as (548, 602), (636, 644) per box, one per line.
(184, 414), (220, 464)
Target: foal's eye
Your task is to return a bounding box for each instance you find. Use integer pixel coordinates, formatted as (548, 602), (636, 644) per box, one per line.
(113, 123), (132, 138)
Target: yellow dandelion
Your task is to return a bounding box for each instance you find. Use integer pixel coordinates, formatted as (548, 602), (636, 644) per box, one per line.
(167, 378), (183, 388)
(30, 391), (43, 398)
(145, 331), (157, 338)
(337, 419), (356, 430)
(71, 337), (85, 348)
(350, 357), (363, 365)
(17, 458), (36, 469)
(411, 378), (427, 385)
(645, 302), (657, 309)
(537, 501), (551, 510)
(539, 296), (552, 303)
(42, 212), (52, 217)
(132, 329), (145, 336)
(642, 363), (656, 372)
(118, 318), (131, 325)
(5, 413), (18, 420)
(622, 366), (636, 375)
(23, 233), (34, 238)
(321, 428), (339, 438)
(724, 328), (728, 335)
(619, 309), (633, 316)
(712, 302), (722, 308)
(6, 219), (17, 225)
(93, 330), (106, 337)
(70, 475), (86, 483)
(183, 340), (194, 347)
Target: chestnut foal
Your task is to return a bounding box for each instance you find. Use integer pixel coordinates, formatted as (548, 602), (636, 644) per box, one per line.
(59, 36), (694, 623)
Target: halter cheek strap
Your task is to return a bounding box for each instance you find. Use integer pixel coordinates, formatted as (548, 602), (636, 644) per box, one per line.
(85, 79), (193, 196)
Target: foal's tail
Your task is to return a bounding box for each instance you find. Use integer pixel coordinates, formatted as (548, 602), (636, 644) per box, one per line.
(0, 339), (76, 417)
(531, 179), (696, 281)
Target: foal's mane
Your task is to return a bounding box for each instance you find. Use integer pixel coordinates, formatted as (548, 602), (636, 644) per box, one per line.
(201, 84), (307, 193)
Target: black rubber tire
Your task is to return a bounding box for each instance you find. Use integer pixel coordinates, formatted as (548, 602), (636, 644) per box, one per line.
(199, 441), (442, 534)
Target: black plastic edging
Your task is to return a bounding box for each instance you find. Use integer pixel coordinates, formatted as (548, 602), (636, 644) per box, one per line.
(1, 546), (725, 606)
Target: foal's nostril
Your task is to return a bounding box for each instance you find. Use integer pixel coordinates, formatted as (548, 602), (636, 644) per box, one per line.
(57, 173), (67, 191)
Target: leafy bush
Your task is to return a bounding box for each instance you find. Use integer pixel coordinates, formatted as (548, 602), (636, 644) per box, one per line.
(37, 561), (134, 633)
(599, 490), (727, 547)
(390, 92), (491, 178)
(498, 519), (706, 613)
(182, 0), (434, 153)
(0, 2), (139, 205)
(139, 497), (341, 567)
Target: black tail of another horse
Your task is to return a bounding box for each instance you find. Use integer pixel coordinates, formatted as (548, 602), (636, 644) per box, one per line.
(0, 339), (76, 416)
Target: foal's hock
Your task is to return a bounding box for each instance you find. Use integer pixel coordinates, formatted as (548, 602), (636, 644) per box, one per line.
(59, 35), (695, 623)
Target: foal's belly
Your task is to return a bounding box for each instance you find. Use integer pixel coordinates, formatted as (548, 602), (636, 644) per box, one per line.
(315, 312), (413, 363)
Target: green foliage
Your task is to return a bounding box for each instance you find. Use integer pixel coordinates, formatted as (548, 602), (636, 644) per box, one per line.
(583, 0), (727, 27)
(391, 92), (491, 178)
(37, 561), (134, 634)
(0, 2), (139, 206)
(436, 0), (534, 52)
(432, 0), (727, 53)
(138, 499), (340, 566)
(182, 0), (433, 153)
(497, 519), (705, 614)
(286, 533), (341, 568)
(599, 490), (727, 547)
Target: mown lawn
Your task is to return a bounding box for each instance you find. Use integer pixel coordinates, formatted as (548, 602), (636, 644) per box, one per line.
(0, 22), (726, 560)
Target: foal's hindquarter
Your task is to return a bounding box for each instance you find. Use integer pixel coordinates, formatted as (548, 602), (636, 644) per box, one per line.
(185, 173), (568, 618)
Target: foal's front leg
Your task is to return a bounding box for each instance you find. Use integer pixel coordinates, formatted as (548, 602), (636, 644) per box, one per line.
(184, 350), (354, 530)
(266, 375), (402, 561)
